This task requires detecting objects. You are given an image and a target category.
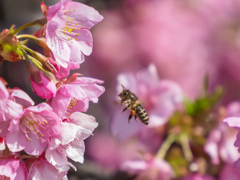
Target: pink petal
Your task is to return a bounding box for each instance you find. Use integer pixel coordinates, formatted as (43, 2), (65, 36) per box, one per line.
(0, 158), (27, 180)
(28, 159), (60, 180)
(25, 102), (52, 113)
(0, 80), (8, 110)
(30, 71), (57, 99)
(74, 29), (93, 55)
(10, 88), (34, 107)
(46, 33), (71, 68)
(49, 122), (80, 149)
(68, 41), (85, 63)
(66, 140), (85, 163)
(46, 148), (68, 167)
(48, 93), (71, 118)
(4, 100), (23, 121)
(223, 117), (240, 129)
(69, 112), (98, 133)
(63, 1), (103, 29)
(24, 134), (48, 156)
(6, 130), (27, 152)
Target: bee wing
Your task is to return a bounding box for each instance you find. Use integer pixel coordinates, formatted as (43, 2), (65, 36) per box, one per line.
(113, 100), (122, 106)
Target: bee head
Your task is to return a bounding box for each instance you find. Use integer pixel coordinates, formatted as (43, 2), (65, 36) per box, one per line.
(118, 85), (130, 99)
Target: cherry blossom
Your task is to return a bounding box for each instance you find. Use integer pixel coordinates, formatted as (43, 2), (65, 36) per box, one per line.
(48, 74), (105, 118)
(5, 103), (61, 156)
(205, 102), (240, 165)
(44, 0), (103, 68)
(46, 112), (98, 171)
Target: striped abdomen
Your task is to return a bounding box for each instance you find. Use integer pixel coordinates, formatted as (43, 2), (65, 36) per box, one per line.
(136, 104), (149, 125)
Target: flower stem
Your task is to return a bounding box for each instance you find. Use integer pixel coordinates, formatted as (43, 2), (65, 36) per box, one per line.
(21, 46), (44, 71)
(22, 45), (35, 55)
(13, 18), (47, 35)
(156, 133), (176, 159)
(180, 133), (193, 161)
(17, 34), (40, 41)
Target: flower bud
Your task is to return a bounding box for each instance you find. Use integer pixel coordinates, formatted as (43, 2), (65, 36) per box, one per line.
(0, 28), (22, 62)
(43, 58), (60, 75)
(31, 50), (60, 75)
(26, 58), (57, 99)
(30, 70), (57, 99)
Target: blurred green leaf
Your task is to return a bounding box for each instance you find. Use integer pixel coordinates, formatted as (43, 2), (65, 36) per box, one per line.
(184, 86), (224, 117)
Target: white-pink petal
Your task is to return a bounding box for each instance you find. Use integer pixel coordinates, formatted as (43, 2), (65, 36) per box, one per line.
(66, 140), (85, 163)
(28, 159), (60, 180)
(6, 130), (26, 152)
(223, 117), (240, 128)
(69, 112), (98, 134)
(11, 88), (34, 107)
(46, 147), (68, 167)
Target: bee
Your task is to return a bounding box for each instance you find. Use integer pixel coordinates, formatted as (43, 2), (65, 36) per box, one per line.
(118, 85), (149, 125)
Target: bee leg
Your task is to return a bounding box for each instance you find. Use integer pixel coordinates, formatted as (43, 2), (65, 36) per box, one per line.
(121, 107), (128, 113)
(128, 114), (133, 123)
(120, 100), (123, 106)
(128, 110), (135, 123)
(122, 104), (130, 113)
(120, 101), (123, 106)
(134, 114), (137, 122)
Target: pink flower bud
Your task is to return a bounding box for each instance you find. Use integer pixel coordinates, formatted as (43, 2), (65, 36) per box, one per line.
(31, 51), (60, 75)
(30, 71), (56, 99)
(43, 58), (60, 75)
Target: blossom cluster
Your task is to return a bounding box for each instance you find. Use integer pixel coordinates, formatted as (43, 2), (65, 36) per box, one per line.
(0, 0), (104, 179)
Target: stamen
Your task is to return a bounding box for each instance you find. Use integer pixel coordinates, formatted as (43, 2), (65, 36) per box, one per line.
(66, 98), (78, 114)
(21, 112), (48, 140)
(60, 8), (83, 42)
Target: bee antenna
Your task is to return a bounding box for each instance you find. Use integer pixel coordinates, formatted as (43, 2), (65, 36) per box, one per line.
(121, 84), (127, 90)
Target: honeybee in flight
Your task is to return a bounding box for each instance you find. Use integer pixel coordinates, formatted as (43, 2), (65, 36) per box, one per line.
(118, 85), (149, 125)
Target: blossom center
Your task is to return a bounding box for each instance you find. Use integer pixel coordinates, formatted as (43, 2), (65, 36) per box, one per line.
(21, 112), (48, 140)
(57, 9), (84, 44)
(66, 98), (78, 115)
